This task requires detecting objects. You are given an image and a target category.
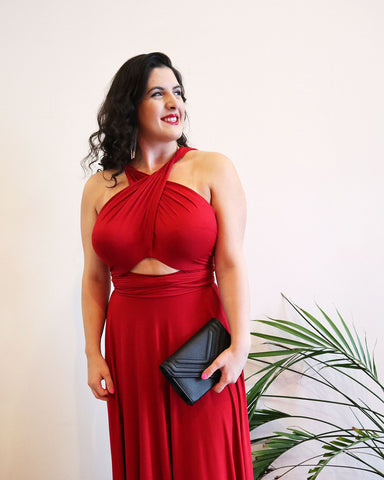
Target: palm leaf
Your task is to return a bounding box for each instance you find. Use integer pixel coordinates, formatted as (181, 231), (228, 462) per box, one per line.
(353, 324), (369, 366)
(258, 320), (327, 347)
(316, 303), (354, 355)
(281, 295), (345, 350)
(365, 335), (373, 372)
(250, 408), (291, 430)
(247, 360), (289, 422)
(259, 318), (328, 346)
(298, 306), (346, 351)
(253, 429), (311, 479)
(336, 307), (361, 358)
(308, 430), (381, 480)
(251, 332), (310, 348)
(248, 348), (301, 358)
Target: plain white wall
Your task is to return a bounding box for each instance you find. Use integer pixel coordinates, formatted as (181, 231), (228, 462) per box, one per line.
(1, 1), (383, 479)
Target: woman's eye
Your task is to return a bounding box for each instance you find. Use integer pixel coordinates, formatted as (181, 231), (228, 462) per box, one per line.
(150, 90), (182, 98)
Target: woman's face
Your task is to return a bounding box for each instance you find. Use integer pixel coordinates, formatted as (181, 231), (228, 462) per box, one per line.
(137, 67), (185, 145)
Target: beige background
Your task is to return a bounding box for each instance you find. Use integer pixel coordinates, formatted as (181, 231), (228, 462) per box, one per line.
(1, 0), (383, 479)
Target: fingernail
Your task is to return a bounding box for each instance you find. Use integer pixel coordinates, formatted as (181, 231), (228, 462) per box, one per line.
(109, 388), (115, 394)
(201, 373), (208, 380)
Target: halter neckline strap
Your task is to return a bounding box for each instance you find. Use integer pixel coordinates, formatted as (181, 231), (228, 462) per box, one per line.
(125, 145), (188, 177)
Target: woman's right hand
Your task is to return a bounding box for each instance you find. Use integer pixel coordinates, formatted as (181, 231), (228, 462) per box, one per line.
(87, 354), (115, 401)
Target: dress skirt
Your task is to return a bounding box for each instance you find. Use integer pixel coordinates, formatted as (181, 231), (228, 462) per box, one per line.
(104, 268), (253, 480)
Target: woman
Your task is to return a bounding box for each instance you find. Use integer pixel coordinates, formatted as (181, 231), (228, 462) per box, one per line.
(80, 52), (253, 480)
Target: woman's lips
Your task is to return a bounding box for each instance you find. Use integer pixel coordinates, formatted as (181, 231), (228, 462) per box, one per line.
(161, 115), (179, 125)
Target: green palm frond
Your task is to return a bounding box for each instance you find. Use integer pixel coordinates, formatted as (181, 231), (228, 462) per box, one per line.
(250, 408), (291, 430)
(283, 295), (378, 379)
(308, 429), (383, 480)
(247, 359), (289, 422)
(251, 298), (379, 385)
(246, 295), (384, 479)
(252, 429), (312, 479)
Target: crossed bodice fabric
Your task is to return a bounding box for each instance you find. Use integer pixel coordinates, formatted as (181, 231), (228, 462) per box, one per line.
(92, 146), (217, 277)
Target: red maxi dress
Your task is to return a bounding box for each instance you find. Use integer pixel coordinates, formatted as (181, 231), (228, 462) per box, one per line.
(92, 146), (253, 480)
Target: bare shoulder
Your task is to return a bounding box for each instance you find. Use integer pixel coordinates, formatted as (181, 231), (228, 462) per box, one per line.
(187, 149), (232, 165)
(188, 150), (239, 186)
(81, 169), (125, 208)
(83, 169), (119, 191)
(82, 171), (104, 204)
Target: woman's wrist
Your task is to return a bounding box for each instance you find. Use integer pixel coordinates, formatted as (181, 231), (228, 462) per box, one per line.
(230, 335), (251, 355)
(85, 346), (103, 359)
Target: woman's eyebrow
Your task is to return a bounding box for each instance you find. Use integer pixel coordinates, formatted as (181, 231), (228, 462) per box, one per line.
(147, 85), (181, 93)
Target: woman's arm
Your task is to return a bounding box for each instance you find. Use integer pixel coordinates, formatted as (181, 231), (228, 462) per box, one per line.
(201, 153), (251, 393)
(80, 175), (115, 401)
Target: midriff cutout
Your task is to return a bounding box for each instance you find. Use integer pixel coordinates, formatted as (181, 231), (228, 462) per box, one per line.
(129, 257), (180, 275)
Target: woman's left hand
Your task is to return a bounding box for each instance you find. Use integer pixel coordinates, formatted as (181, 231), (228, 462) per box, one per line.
(201, 344), (250, 394)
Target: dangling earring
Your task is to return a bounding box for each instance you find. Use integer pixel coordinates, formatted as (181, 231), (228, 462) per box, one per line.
(130, 129), (137, 160)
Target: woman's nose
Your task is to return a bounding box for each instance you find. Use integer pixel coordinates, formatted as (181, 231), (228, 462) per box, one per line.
(165, 93), (177, 109)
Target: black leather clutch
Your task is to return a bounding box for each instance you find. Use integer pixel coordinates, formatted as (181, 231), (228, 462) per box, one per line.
(159, 318), (231, 406)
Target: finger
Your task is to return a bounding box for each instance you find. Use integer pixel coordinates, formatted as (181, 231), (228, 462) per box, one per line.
(212, 368), (235, 393)
(201, 358), (224, 380)
(104, 372), (115, 394)
(212, 380), (227, 394)
(213, 371), (233, 392)
(89, 383), (108, 400)
(92, 380), (109, 399)
(91, 387), (109, 401)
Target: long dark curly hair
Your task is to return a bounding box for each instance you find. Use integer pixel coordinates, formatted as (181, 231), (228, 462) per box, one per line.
(81, 52), (189, 186)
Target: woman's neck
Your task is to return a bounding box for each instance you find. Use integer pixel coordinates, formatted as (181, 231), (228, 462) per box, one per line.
(132, 141), (179, 174)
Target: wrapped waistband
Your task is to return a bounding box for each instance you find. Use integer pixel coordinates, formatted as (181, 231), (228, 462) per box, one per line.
(111, 268), (215, 298)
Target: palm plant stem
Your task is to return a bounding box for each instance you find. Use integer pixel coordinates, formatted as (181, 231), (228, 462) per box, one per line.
(261, 394), (382, 419)
(268, 461), (382, 479)
(253, 428), (384, 444)
(329, 448), (384, 477)
(249, 357), (383, 423)
(300, 358), (384, 430)
(256, 429), (384, 478)
(249, 354), (384, 428)
(248, 355), (382, 406)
